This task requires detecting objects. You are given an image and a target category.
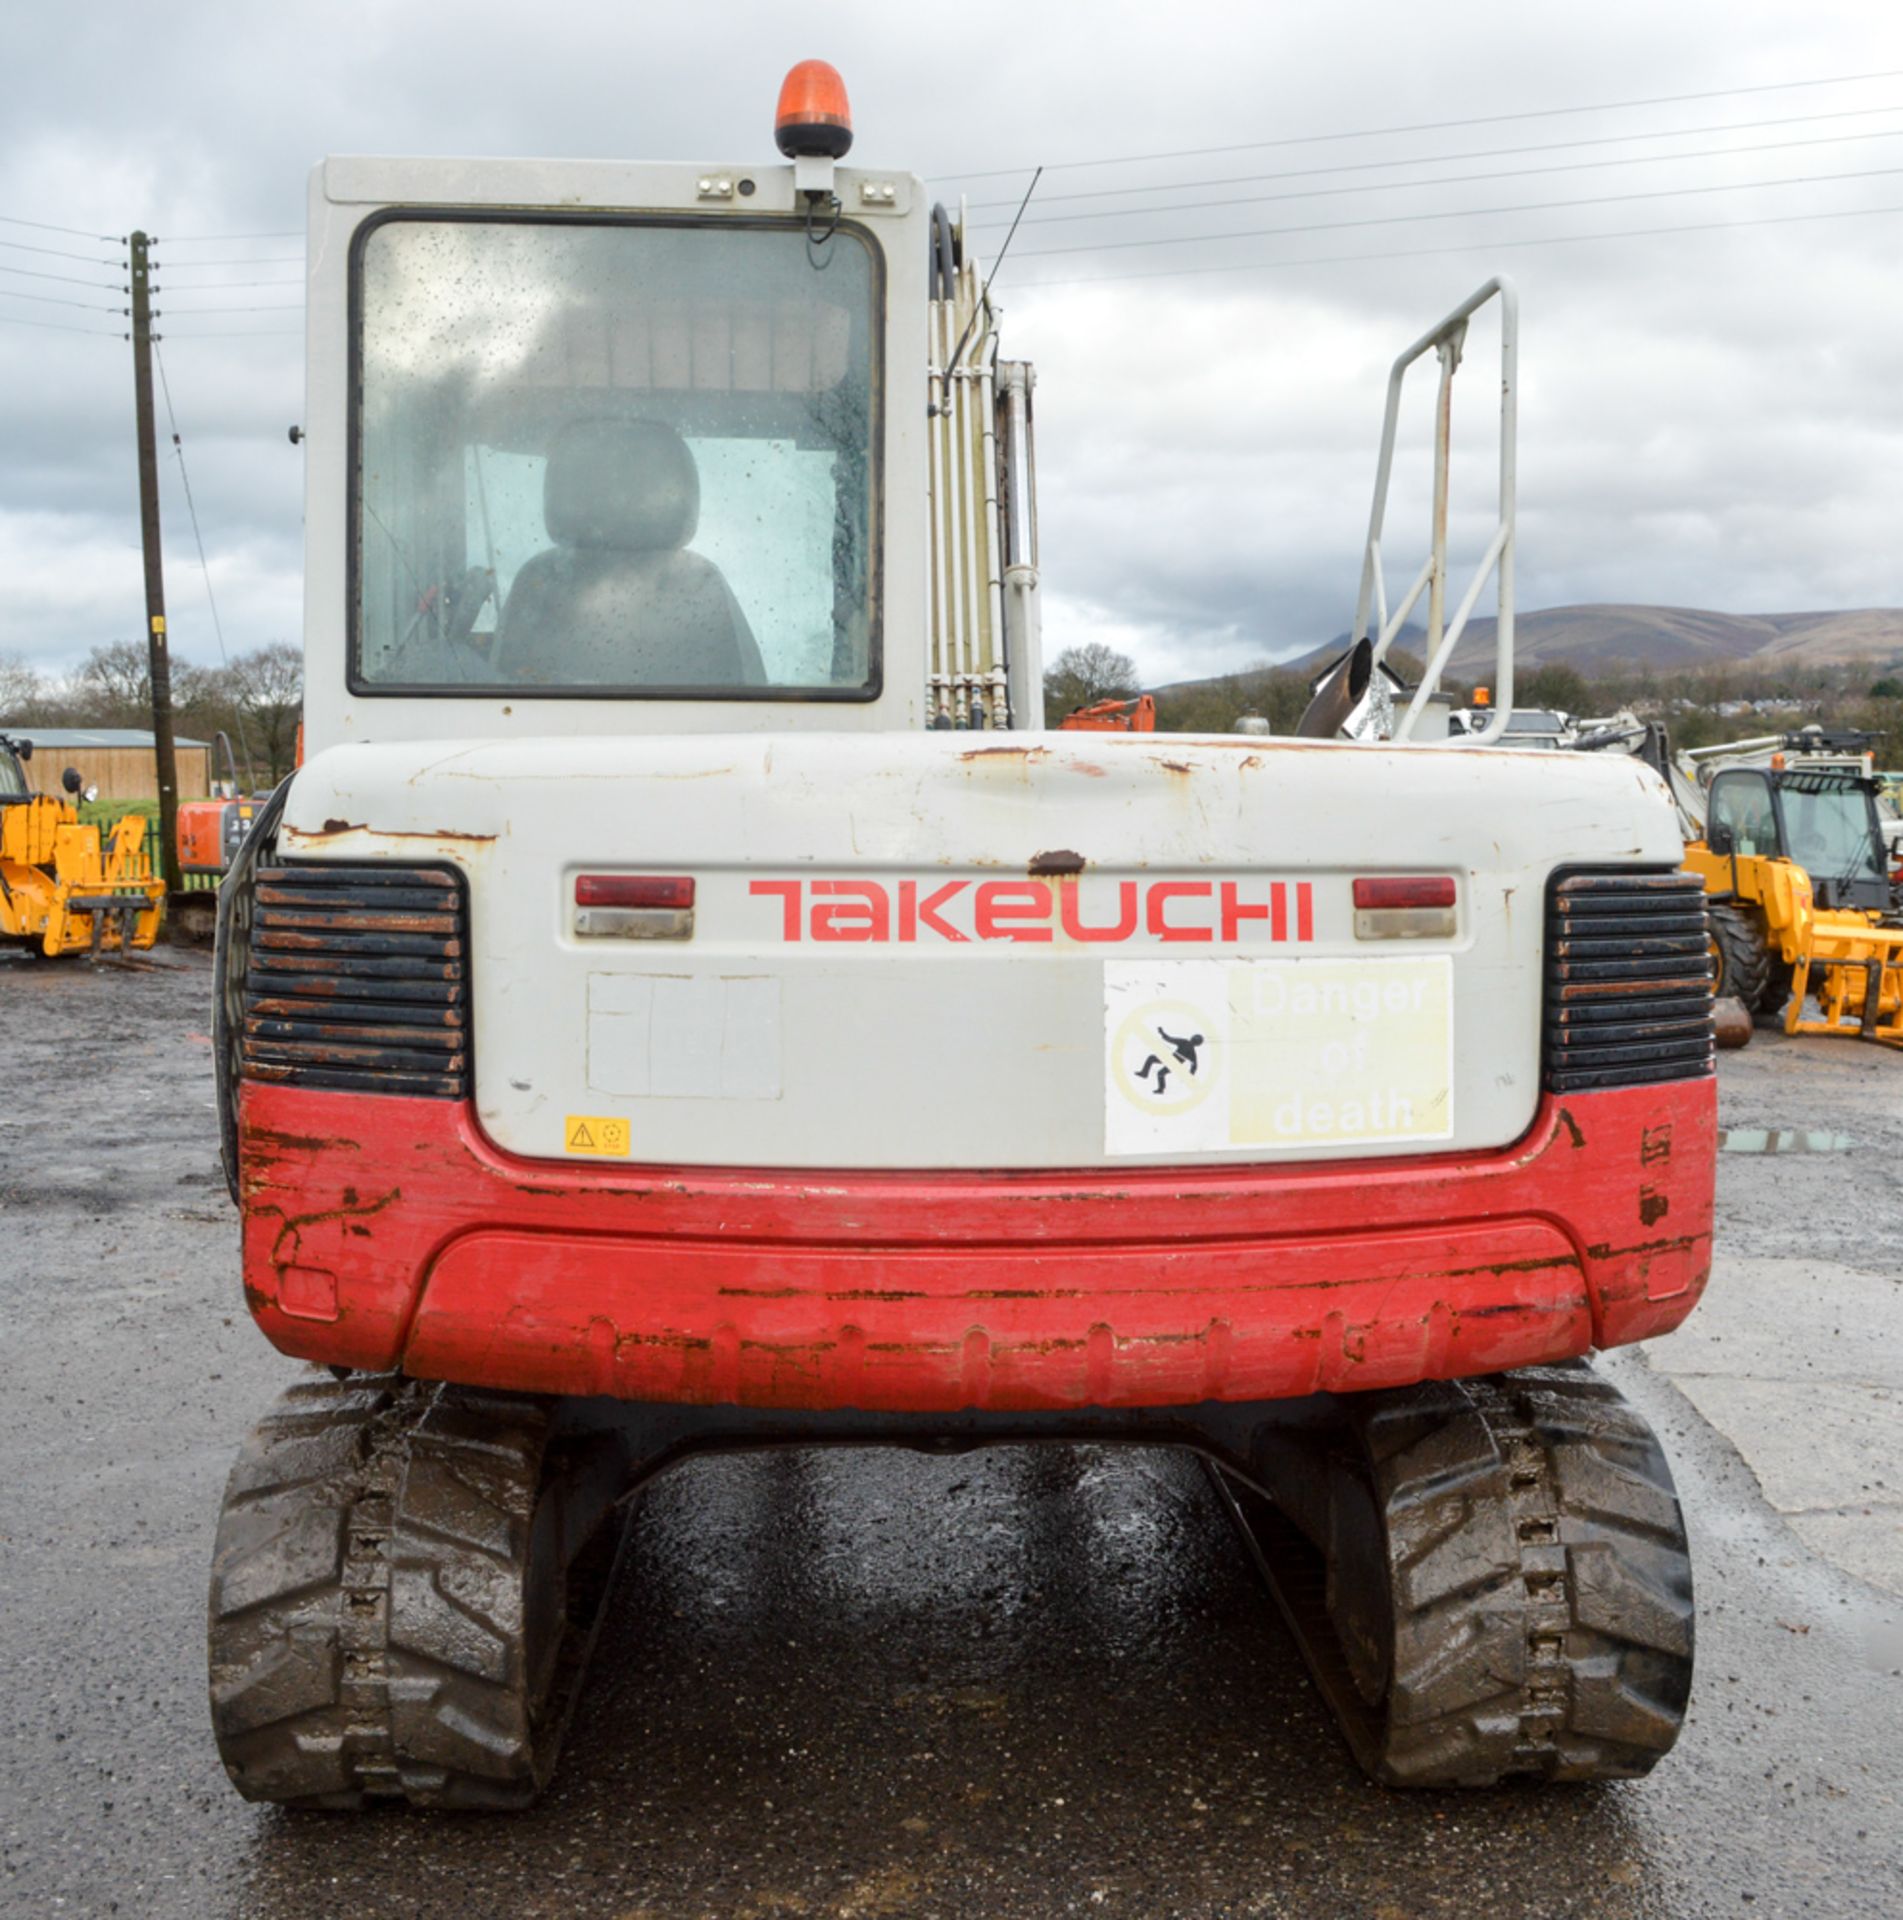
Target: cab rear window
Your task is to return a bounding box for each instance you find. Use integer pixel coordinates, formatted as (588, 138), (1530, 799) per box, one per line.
(350, 213), (882, 700)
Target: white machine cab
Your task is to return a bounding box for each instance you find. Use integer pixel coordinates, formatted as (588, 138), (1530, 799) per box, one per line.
(274, 127), (1690, 1174)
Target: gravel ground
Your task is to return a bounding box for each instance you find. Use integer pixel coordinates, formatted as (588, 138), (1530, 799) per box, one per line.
(0, 947), (1897, 1920)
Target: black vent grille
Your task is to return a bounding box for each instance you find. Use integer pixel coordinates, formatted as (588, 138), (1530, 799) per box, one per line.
(1545, 870), (1714, 1093)
(240, 864), (469, 1098)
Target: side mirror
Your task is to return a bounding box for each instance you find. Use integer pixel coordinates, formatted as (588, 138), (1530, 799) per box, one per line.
(1706, 820), (1733, 856)
(15, 738), (30, 762)
(61, 766), (83, 796)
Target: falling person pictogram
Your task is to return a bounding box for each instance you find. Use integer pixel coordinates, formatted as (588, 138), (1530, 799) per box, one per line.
(1158, 1027), (1204, 1074)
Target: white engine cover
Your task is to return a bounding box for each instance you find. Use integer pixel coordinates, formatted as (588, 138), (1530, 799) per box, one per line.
(277, 730), (1685, 1170)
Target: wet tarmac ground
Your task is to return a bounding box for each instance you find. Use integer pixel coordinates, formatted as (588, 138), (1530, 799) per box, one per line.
(1, 949), (1899, 1919)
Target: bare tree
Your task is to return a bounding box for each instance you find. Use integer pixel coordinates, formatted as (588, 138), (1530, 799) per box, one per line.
(77, 641), (153, 725)
(0, 652), (46, 721)
(1043, 641), (1141, 719)
(227, 642), (305, 784)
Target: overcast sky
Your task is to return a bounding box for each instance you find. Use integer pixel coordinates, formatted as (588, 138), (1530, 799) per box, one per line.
(4, 0), (1902, 688)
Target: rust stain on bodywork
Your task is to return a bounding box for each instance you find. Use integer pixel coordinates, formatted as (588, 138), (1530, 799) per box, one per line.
(242, 1125), (362, 1155)
(249, 1186), (402, 1268)
(1028, 848), (1086, 877)
(288, 824), (498, 846)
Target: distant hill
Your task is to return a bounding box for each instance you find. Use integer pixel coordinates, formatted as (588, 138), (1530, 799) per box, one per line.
(1195, 605), (1903, 689)
(1445, 605), (1903, 675)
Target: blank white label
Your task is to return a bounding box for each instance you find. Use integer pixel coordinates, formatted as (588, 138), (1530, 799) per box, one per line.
(588, 972), (783, 1101)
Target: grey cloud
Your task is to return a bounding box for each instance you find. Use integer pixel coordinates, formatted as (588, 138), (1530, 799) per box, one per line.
(4, 0), (1902, 686)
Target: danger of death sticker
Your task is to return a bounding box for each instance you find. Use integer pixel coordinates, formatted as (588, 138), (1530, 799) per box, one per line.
(1104, 957), (1453, 1157)
(564, 1114), (631, 1157)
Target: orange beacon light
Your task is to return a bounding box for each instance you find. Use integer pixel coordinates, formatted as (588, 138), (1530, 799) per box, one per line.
(775, 61), (854, 159)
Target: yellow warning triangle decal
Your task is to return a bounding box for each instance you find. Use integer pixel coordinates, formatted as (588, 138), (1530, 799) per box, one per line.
(569, 1121), (595, 1148)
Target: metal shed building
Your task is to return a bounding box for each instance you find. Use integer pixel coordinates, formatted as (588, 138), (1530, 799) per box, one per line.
(1, 729), (211, 803)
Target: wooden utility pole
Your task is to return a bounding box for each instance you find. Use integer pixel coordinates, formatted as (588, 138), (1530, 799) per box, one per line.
(129, 230), (184, 903)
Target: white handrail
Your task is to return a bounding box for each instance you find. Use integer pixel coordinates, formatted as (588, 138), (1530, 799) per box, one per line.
(1348, 277), (1517, 745)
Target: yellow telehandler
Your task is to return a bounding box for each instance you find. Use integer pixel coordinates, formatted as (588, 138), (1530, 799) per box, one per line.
(0, 733), (167, 957)
(1680, 733), (1903, 1046)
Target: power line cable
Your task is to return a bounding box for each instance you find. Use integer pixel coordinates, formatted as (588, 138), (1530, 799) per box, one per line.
(1011, 195), (1903, 292)
(152, 256), (300, 269)
(0, 236), (123, 265)
(1011, 160), (1903, 259)
(964, 100), (1903, 211)
(0, 262), (126, 290)
(152, 277), (302, 290)
(0, 312), (123, 336)
(159, 329), (302, 340)
(976, 124), (1903, 232)
(0, 211), (120, 241)
(152, 339), (262, 775)
(74, 159), (1903, 324)
(0, 287), (128, 312)
(936, 65), (1903, 183)
(152, 302), (301, 315)
(158, 230), (298, 243)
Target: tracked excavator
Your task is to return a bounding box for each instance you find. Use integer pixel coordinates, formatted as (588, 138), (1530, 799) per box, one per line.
(1059, 694), (1156, 732)
(207, 65), (1711, 1808)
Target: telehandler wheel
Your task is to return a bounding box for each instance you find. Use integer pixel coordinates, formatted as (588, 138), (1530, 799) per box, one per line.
(1226, 1361), (1694, 1787)
(1750, 965), (1792, 1022)
(1708, 901), (1772, 1010)
(208, 1372), (633, 1810)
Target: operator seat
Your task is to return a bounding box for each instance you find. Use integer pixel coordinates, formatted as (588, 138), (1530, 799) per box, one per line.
(496, 419), (765, 687)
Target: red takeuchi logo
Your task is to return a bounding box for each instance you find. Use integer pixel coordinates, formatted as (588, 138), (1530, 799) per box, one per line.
(748, 878), (1315, 944)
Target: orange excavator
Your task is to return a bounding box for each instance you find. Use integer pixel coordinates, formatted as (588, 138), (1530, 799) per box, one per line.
(1059, 695), (1154, 732)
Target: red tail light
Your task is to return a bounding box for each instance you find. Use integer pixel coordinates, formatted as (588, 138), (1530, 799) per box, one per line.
(1353, 875), (1457, 940)
(575, 876), (695, 909)
(1353, 876), (1457, 911)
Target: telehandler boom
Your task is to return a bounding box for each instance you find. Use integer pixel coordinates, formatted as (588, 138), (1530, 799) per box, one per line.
(207, 66), (1712, 1808)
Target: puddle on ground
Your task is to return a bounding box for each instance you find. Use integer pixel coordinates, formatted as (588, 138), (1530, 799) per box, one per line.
(1717, 1128), (1857, 1154)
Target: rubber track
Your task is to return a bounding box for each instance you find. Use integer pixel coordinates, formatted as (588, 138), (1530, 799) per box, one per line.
(208, 1372), (629, 1809)
(1223, 1361), (1694, 1787)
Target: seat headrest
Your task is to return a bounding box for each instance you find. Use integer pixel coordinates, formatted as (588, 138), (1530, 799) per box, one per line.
(544, 419), (700, 552)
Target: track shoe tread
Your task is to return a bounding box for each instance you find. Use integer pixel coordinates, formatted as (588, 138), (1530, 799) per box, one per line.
(1237, 1359), (1694, 1787)
(207, 1370), (629, 1810)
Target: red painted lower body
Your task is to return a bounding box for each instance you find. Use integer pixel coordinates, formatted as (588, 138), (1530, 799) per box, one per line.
(238, 1079), (1715, 1413)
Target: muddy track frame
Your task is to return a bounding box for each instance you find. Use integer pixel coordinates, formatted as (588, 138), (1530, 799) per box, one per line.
(210, 1360), (1694, 1807)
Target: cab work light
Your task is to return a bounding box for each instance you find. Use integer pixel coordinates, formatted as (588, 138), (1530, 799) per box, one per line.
(574, 875), (695, 940)
(1353, 875), (1457, 940)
